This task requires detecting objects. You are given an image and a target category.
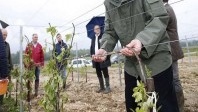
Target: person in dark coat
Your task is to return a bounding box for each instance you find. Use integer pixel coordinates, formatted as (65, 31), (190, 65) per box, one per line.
(1, 29), (13, 77)
(90, 25), (111, 94)
(55, 33), (68, 89)
(163, 0), (184, 112)
(0, 29), (8, 106)
(0, 29), (12, 106)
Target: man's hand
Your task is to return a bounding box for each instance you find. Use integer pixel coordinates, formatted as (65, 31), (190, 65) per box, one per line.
(93, 49), (107, 62)
(120, 39), (142, 56)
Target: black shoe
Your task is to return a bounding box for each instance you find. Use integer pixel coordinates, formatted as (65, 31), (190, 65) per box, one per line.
(96, 88), (105, 93)
(63, 83), (66, 89)
(104, 78), (111, 94)
(96, 78), (105, 93)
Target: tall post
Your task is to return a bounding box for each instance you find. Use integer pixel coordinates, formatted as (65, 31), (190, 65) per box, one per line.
(76, 43), (79, 82)
(185, 36), (192, 64)
(19, 26), (23, 112)
(117, 43), (122, 86)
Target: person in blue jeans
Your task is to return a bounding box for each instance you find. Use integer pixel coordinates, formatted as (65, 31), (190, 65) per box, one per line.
(55, 33), (68, 89)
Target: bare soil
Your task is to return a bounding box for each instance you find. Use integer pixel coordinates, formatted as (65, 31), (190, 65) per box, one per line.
(12, 57), (198, 112)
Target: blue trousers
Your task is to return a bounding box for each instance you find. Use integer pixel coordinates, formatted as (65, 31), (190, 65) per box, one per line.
(60, 68), (67, 81)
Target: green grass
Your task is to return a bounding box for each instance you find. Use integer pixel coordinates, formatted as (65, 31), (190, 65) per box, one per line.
(111, 63), (124, 68)
(182, 46), (198, 53)
(182, 46), (198, 56)
(1, 97), (19, 112)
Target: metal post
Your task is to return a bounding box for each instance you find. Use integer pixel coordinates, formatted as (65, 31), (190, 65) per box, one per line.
(185, 37), (192, 64)
(72, 69), (74, 81)
(76, 43), (79, 82)
(19, 26), (23, 112)
(117, 43), (122, 86)
(85, 66), (87, 83)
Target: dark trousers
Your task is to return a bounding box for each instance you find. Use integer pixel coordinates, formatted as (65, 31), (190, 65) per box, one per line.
(0, 95), (3, 106)
(95, 63), (109, 78)
(35, 67), (40, 83)
(125, 66), (179, 112)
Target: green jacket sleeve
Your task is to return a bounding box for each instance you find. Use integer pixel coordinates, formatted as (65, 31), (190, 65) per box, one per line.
(136, 0), (169, 58)
(100, 5), (119, 52)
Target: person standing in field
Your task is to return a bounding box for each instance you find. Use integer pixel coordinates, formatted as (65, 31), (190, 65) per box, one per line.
(163, 0), (184, 111)
(93, 0), (179, 111)
(0, 29), (13, 102)
(55, 33), (68, 89)
(0, 29), (8, 109)
(90, 25), (111, 94)
(25, 33), (44, 97)
(1, 29), (13, 81)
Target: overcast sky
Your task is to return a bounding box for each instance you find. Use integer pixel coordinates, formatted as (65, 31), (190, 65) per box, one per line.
(0, 0), (198, 53)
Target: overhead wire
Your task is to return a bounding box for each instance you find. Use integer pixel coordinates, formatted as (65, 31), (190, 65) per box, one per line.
(62, 36), (198, 60)
(26, 0), (51, 25)
(60, 0), (134, 33)
(5, 0), (189, 37)
(7, 0), (185, 30)
(75, 0), (185, 35)
(60, 0), (184, 33)
(7, 2), (103, 28)
(59, 3), (104, 28)
(9, 24), (49, 27)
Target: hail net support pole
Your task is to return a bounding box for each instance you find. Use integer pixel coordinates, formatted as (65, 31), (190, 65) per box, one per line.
(19, 26), (23, 112)
(76, 43), (79, 82)
(185, 36), (192, 64)
(117, 43), (122, 86)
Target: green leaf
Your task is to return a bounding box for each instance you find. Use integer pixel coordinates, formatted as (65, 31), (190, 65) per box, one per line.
(145, 65), (152, 78)
(47, 26), (57, 37)
(65, 34), (72, 42)
(135, 107), (144, 112)
(132, 92), (142, 102)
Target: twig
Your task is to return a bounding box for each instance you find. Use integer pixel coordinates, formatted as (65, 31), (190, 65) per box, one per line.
(129, 49), (146, 85)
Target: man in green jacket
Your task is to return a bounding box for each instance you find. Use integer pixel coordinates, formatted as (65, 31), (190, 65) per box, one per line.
(93, 0), (179, 111)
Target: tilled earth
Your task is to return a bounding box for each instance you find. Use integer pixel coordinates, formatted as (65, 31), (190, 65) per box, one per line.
(10, 57), (198, 112)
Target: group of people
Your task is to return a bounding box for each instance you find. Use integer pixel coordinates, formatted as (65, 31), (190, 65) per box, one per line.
(24, 33), (69, 97)
(0, 32), (68, 107)
(0, 0), (185, 111)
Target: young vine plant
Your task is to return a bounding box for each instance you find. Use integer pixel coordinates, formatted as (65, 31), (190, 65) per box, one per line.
(40, 24), (75, 112)
(132, 66), (158, 112)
